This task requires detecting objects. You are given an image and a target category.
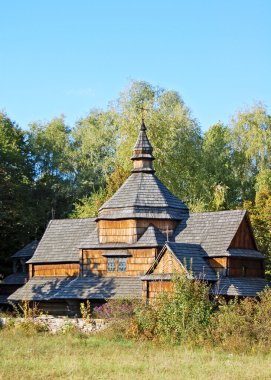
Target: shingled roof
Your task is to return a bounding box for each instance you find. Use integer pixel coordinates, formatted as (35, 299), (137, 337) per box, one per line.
(145, 242), (217, 281)
(227, 248), (264, 258)
(8, 276), (75, 301)
(134, 224), (166, 247)
(8, 276), (142, 301)
(2, 273), (28, 285)
(211, 277), (270, 297)
(28, 219), (96, 264)
(52, 276), (142, 300)
(79, 223), (166, 249)
(174, 210), (249, 257)
(167, 242), (217, 280)
(98, 172), (188, 220)
(131, 121), (154, 163)
(12, 240), (38, 259)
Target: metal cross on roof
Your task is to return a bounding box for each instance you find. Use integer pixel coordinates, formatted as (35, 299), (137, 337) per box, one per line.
(138, 105), (149, 124)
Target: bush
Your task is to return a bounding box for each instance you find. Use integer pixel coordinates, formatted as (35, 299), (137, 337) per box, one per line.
(93, 299), (142, 341)
(131, 274), (213, 344)
(209, 287), (271, 352)
(93, 298), (139, 319)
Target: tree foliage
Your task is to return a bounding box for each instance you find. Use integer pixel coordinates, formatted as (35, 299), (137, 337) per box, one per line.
(110, 81), (203, 203)
(1, 82), (271, 269)
(0, 113), (36, 258)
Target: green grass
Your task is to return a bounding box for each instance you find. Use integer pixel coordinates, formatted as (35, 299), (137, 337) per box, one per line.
(0, 329), (271, 380)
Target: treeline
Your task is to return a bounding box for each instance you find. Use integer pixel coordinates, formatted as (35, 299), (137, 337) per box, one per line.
(1, 81), (271, 268)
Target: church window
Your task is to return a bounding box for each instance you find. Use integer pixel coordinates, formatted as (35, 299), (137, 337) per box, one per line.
(106, 257), (127, 272)
(118, 257), (127, 272)
(107, 258), (116, 272)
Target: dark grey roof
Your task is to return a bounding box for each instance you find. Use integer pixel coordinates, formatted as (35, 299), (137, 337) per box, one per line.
(11, 240), (39, 259)
(80, 223), (165, 249)
(174, 210), (247, 257)
(211, 277), (270, 297)
(133, 224), (165, 247)
(0, 294), (9, 304)
(52, 276), (142, 300)
(166, 242), (217, 281)
(8, 277), (76, 301)
(2, 273), (28, 285)
(145, 242), (217, 281)
(132, 122), (154, 160)
(227, 249), (264, 258)
(28, 219), (96, 264)
(98, 172), (188, 220)
(97, 208), (185, 221)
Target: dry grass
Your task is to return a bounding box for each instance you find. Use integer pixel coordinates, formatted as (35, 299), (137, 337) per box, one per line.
(0, 328), (271, 380)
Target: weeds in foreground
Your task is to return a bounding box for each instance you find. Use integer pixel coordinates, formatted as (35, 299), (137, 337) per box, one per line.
(123, 274), (271, 353)
(7, 299), (48, 334)
(2, 274), (271, 353)
(80, 300), (91, 322)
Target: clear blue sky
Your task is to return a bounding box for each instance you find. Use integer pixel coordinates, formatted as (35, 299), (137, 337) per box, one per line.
(0, 0), (270, 131)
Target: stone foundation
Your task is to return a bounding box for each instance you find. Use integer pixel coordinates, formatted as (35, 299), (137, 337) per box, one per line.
(0, 315), (109, 334)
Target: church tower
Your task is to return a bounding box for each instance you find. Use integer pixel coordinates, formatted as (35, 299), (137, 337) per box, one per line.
(96, 121), (189, 245)
(131, 121), (155, 173)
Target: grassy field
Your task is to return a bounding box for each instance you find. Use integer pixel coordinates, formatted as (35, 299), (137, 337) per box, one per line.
(0, 329), (271, 380)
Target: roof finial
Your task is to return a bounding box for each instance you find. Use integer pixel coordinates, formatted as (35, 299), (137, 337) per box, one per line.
(131, 109), (155, 174)
(139, 105), (148, 131)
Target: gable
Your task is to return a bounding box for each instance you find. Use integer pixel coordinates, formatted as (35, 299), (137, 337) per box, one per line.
(152, 248), (182, 275)
(229, 214), (257, 250)
(146, 243), (217, 281)
(175, 210), (247, 256)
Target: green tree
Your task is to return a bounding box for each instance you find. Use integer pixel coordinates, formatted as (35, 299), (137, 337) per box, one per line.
(71, 110), (117, 198)
(201, 123), (239, 210)
(110, 81), (203, 203)
(230, 103), (271, 202)
(27, 117), (74, 221)
(245, 185), (271, 272)
(70, 81), (203, 217)
(0, 113), (36, 259)
(70, 188), (107, 219)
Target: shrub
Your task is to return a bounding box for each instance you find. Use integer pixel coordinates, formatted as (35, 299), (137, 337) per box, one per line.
(93, 298), (139, 319)
(208, 287), (271, 352)
(131, 273), (213, 344)
(93, 299), (142, 341)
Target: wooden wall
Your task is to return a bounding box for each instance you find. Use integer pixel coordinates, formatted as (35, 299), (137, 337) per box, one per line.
(33, 263), (80, 277)
(136, 219), (178, 238)
(208, 257), (264, 277)
(82, 248), (157, 277)
(228, 258), (264, 277)
(230, 217), (256, 249)
(98, 219), (138, 244)
(36, 300), (104, 316)
(36, 301), (74, 316)
(97, 218), (178, 244)
(142, 280), (173, 300)
(152, 249), (181, 274)
(208, 257), (227, 276)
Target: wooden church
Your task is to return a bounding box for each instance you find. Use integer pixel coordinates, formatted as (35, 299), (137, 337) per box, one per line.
(9, 121), (270, 315)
